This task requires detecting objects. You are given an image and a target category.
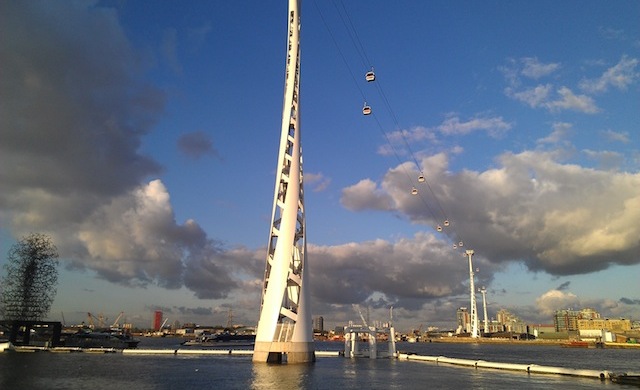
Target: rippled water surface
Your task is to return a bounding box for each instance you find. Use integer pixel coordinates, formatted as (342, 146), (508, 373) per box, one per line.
(1, 339), (638, 389)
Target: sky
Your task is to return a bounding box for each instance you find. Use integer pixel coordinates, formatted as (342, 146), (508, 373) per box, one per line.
(1, 0), (639, 332)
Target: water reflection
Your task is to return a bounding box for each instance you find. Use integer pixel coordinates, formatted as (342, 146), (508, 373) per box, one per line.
(251, 362), (315, 390)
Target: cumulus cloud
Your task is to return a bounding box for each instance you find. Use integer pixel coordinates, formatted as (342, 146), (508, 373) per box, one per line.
(620, 298), (640, 305)
(582, 149), (624, 170)
(341, 150), (640, 276)
(0, 2), (243, 300)
(536, 289), (579, 317)
(341, 179), (394, 211)
(0, 1), (163, 202)
(309, 233), (498, 311)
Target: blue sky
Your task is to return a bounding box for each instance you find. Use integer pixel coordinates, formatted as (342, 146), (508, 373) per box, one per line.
(1, 0), (639, 332)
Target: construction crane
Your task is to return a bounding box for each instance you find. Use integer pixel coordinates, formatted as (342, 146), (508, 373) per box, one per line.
(111, 312), (124, 328)
(87, 312), (106, 329)
(352, 304), (368, 327)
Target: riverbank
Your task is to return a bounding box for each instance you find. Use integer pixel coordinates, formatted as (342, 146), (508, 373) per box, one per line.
(424, 337), (640, 348)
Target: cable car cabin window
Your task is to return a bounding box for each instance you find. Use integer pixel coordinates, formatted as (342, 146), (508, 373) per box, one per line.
(365, 71), (375, 82)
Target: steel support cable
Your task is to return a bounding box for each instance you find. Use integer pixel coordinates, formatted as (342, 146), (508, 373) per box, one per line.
(370, 112), (440, 223)
(315, 0), (462, 244)
(330, 1), (455, 231)
(333, 0), (372, 69)
(313, 0), (367, 102)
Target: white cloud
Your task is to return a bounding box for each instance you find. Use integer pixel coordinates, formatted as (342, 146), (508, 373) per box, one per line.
(305, 172), (332, 192)
(521, 57), (561, 79)
(536, 290), (579, 317)
(508, 84), (552, 108)
(341, 150), (640, 276)
(601, 129), (630, 144)
(537, 122), (573, 145)
(582, 149), (624, 170)
(437, 114), (512, 138)
(341, 179), (393, 211)
(546, 86), (599, 113)
(579, 56), (639, 93)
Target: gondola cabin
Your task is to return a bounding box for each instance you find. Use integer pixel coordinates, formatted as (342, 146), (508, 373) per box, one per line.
(365, 71), (376, 82)
(362, 104), (372, 115)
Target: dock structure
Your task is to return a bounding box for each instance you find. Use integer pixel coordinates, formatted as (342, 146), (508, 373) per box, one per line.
(343, 323), (397, 359)
(397, 353), (617, 380)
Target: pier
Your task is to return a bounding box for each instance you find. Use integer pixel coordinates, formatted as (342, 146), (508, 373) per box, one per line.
(397, 353), (617, 380)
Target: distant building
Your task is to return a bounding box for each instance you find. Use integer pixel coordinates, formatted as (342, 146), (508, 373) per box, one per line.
(554, 309), (579, 332)
(483, 319), (503, 333)
(579, 308), (601, 320)
(496, 309), (527, 333)
(456, 307), (470, 333)
(578, 318), (631, 332)
(313, 316), (324, 333)
(153, 310), (163, 331)
(554, 308), (602, 332)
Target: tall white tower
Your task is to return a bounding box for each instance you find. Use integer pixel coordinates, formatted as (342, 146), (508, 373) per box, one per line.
(465, 250), (479, 338)
(480, 286), (488, 333)
(253, 0), (315, 364)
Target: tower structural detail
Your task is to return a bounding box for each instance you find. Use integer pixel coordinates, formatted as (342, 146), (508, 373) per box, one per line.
(466, 250), (479, 338)
(480, 286), (488, 333)
(253, 0), (315, 363)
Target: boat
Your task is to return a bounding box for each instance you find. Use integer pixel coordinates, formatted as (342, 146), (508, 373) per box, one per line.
(62, 329), (140, 349)
(610, 373), (640, 385)
(181, 331), (255, 346)
(0, 339), (11, 352)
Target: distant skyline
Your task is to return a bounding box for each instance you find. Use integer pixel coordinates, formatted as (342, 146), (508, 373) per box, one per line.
(1, 1), (639, 332)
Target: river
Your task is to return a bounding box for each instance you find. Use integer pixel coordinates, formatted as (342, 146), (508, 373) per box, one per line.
(1, 338), (638, 389)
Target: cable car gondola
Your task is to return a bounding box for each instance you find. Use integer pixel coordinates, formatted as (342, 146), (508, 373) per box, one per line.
(443, 220), (450, 227)
(365, 70), (376, 82)
(436, 225), (442, 232)
(362, 103), (372, 115)
(411, 187), (418, 195)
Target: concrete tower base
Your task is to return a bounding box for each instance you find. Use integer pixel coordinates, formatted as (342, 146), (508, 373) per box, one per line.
(253, 341), (316, 363)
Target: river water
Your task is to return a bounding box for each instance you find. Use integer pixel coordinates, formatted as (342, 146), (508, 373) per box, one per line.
(1, 339), (638, 389)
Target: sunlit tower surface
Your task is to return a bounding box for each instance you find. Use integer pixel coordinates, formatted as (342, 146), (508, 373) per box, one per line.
(465, 250), (479, 338)
(253, 0), (315, 363)
(480, 286), (488, 333)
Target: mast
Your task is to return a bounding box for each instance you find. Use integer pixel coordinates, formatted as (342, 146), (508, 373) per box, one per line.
(253, 0), (315, 363)
(466, 250), (479, 338)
